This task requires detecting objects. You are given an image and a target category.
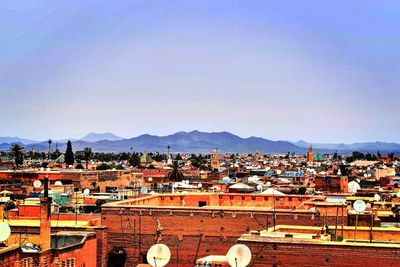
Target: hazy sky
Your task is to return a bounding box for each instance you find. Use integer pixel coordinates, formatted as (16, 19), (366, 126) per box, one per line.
(1, 1), (399, 143)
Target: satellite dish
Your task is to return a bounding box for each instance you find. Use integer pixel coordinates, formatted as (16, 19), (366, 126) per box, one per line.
(353, 200), (366, 213)
(46, 167), (51, 172)
(140, 187), (149, 194)
(146, 244), (171, 267)
(83, 189), (90, 196)
(226, 244), (252, 267)
(276, 170), (282, 175)
(54, 181), (63, 186)
(33, 180), (42, 188)
(257, 184), (263, 191)
(197, 183), (202, 188)
(0, 222), (11, 242)
(374, 194), (381, 202)
(148, 177), (153, 182)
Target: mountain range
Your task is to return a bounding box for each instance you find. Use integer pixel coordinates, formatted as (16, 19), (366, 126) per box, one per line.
(0, 131), (399, 154)
(292, 140), (400, 152)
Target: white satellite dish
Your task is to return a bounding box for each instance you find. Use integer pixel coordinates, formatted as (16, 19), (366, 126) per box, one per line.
(146, 244), (171, 267)
(197, 183), (202, 188)
(83, 188), (90, 196)
(353, 200), (366, 213)
(33, 180), (42, 188)
(140, 187), (149, 194)
(54, 181), (63, 186)
(46, 167), (51, 172)
(374, 194), (381, 202)
(226, 244), (252, 267)
(0, 222), (11, 242)
(148, 177), (153, 182)
(276, 170), (282, 175)
(257, 184), (263, 191)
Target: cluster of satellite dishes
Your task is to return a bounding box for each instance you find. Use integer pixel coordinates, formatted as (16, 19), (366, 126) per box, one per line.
(146, 243), (252, 267)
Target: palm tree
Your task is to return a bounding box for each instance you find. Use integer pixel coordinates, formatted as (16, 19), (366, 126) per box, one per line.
(10, 144), (24, 168)
(48, 139), (52, 161)
(167, 161), (184, 182)
(83, 147), (92, 169)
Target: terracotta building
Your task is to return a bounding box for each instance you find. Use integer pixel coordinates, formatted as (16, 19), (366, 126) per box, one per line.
(100, 193), (347, 266)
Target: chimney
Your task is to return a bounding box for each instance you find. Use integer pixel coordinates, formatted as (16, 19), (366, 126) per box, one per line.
(40, 176), (51, 251)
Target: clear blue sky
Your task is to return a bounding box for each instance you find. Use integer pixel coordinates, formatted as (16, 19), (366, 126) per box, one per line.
(1, 0), (399, 143)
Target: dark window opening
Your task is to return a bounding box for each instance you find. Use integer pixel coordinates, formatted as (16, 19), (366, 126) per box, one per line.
(198, 201), (207, 207)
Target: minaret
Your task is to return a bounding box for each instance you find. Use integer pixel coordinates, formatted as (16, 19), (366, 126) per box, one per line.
(40, 177), (52, 251)
(211, 149), (220, 170)
(307, 145), (314, 163)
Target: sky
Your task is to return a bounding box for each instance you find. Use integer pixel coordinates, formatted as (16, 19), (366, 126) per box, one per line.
(1, 0), (399, 143)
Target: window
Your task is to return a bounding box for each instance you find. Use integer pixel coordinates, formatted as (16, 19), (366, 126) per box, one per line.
(198, 201), (207, 207)
(62, 258), (76, 267)
(19, 257), (34, 267)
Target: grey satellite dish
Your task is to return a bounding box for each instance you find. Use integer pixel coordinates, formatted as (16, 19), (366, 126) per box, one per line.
(0, 222), (11, 242)
(83, 188), (90, 196)
(226, 244), (252, 267)
(33, 180), (42, 188)
(140, 187), (149, 194)
(146, 244), (171, 267)
(353, 200), (366, 213)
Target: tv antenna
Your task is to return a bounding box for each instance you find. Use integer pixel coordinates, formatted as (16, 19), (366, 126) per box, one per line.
(226, 244), (252, 267)
(146, 243), (171, 267)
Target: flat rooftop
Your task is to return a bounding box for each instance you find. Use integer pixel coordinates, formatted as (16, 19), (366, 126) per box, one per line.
(238, 225), (400, 248)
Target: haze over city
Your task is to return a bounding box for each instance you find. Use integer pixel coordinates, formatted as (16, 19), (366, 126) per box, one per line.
(1, 0), (399, 143)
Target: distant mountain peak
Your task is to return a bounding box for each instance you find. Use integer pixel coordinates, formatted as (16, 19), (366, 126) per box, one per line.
(80, 132), (123, 142)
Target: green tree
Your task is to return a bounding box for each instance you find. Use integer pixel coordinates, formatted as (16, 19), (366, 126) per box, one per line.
(129, 152), (141, 167)
(65, 140), (74, 167)
(167, 161), (184, 182)
(83, 147), (92, 169)
(95, 199), (106, 213)
(10, 144), (24, 168)
(4, 200), (16, 211)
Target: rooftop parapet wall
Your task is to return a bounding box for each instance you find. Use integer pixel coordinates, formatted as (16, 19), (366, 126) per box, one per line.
(105, 193), (327, 210)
